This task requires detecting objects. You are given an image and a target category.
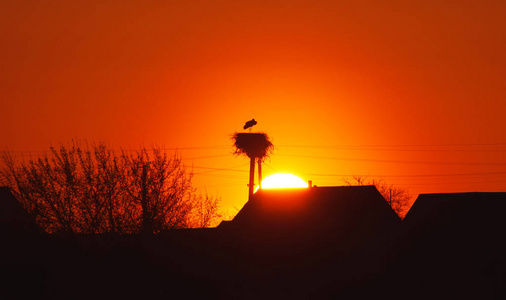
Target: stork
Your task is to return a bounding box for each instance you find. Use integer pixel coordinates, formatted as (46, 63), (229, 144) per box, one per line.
(243, 119), (257, 130)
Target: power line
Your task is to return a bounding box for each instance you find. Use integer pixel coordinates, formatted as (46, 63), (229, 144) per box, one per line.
(192, 173), (246, 180)
(264, 162), (279, 173)
(192, 165), (248, 173)
(277, 154), (506, 167)
(4, 145), (505, 184)
(1, 145), (230, 155)
(305, 171), (506, 178)
(404, 179), (506, 187)
(277, 142), (506, 149)
(182, 154), (231, 160)
(7, 142), (505, 155)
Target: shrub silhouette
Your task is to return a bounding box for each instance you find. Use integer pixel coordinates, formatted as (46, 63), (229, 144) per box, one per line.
(0, 142), (220, 234)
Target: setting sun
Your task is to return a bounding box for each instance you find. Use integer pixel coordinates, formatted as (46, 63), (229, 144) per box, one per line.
(258, 173), (309, 190)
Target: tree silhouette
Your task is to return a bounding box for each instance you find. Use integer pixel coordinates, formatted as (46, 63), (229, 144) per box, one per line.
(232, 132), (273, 199)
(343, 175), (413, 218)
(0, 142), (221, 234)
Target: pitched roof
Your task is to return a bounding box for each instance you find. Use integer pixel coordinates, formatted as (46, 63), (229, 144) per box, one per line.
(394, 193), (506, 297)
(0, 186), (40, 235)
(223, 186), (400, 246)
(403, 192), (506, 234)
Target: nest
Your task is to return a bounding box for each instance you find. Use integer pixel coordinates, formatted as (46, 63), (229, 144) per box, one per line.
(232, 132), (273, 159)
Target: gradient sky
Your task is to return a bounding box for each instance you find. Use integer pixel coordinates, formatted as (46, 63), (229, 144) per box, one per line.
(2, 0), (505, 216)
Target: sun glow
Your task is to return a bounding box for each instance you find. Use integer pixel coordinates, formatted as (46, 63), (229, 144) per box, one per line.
(257, 173), (309, 191)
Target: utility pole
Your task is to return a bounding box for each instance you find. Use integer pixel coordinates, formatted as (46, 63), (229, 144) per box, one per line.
(232, 121), (273, 202)
(141, 163), (151, 234)
(257, 158), (262, 191)
(248, 156), (255, 200)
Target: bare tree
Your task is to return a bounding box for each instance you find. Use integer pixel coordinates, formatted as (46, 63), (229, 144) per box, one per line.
(0, 142), (222, 234)
(0, 145), (83, 233)
(343, 175), (413, 219)
(120, 147), (197, 232)
(186, 193), (221, 228)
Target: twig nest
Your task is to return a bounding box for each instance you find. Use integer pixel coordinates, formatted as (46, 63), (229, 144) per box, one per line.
(232, 132), (273, 159)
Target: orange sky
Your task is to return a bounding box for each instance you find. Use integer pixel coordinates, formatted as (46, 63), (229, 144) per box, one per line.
(1, 0), (505, 216)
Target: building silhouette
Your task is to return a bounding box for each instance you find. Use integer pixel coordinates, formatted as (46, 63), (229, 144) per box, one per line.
(1, 185), (505, 299)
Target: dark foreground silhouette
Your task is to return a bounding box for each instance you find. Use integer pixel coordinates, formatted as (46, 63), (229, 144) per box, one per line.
(1, 186), (505, 299)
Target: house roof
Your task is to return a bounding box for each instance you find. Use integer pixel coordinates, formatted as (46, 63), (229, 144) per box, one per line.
(221, 186), (401, 247)
(403, 192), (506, 232)
(398, 192), (506, 266)
(231, 185), (399, 224)
(0, 186), (41, 235)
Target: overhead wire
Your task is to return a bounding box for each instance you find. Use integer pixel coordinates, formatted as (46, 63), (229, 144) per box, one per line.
(304, 171), (506, 178)
(277, 142), (506, 149)
(182, 154), (231, 161)
(192, 165), (248, 174)
(276, 154), (506, 167)
(3, 144), (505, 190)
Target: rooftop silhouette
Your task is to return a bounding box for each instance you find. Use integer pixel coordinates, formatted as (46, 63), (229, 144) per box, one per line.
(1, 185), (506, 299)
(0, 186), (40, 236)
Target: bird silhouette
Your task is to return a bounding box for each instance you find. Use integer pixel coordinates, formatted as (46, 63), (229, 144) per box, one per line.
(243, 119), (257, 130)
